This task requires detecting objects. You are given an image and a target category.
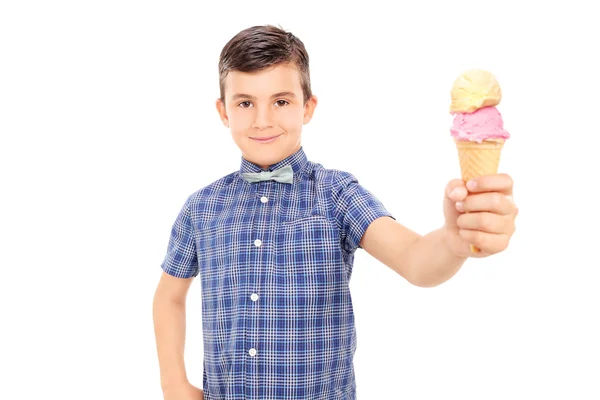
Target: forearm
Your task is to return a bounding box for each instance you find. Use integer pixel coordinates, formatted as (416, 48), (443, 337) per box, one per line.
(406, 226), (468, 287)
(153, 295), (189, 390)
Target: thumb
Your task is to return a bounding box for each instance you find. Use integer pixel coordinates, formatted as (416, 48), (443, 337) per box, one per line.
(443, 179), (468, 230)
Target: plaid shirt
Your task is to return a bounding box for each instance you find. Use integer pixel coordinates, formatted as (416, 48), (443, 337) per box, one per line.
(161, 147), (394, 399)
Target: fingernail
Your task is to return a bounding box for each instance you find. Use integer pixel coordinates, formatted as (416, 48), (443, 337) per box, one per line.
(450, 188), (461, 198)
(455, 201), (464, 211)
(467, 180), (477, 191)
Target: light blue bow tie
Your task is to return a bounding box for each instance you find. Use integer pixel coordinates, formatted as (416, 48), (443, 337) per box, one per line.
(241, 164), (293, 184)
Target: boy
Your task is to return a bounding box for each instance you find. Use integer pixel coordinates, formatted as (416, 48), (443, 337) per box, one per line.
(153, 25), (518, 400)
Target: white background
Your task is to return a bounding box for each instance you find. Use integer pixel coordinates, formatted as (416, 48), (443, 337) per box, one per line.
(1, 0), (599, 399)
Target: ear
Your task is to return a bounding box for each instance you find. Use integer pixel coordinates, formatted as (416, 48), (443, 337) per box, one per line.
(216, 98), (229, 127)
(303, 95), (318, 124)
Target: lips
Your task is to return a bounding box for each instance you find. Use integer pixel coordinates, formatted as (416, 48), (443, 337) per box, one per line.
(252, 134), (282, 143)
(252, 134), (280, 140)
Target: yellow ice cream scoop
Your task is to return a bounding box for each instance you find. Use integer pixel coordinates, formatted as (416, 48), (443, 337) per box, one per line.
(450, 69), (502, 113)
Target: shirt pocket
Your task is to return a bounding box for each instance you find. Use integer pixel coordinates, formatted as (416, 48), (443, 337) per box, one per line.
(274, 214), (341, 274)
(274, 214), (347, 314)
(279, 211), (328, 226)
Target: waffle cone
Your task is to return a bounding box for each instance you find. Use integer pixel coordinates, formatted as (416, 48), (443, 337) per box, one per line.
(455, 139), (504, 182)
(455, 138), (505, 253)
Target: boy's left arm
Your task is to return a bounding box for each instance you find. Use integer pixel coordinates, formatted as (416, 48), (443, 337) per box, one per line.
(360, 174), (518, 287)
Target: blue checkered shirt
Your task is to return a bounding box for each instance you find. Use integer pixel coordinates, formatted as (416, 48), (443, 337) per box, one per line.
(161, 147), (394, 399)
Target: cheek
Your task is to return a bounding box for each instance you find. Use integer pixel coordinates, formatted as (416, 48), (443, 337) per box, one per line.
(277, 107), (304, 127)
(228, 109), (251, 130)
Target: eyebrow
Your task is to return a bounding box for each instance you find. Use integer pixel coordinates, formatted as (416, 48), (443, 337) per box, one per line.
(231, 92), (297, 101)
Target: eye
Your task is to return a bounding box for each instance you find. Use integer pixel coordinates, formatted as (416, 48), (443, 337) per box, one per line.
(238, 101), (252, 108)
(275, 100), (289, 107)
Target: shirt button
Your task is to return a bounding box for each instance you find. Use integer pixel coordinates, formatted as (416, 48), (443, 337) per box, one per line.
(249, 348), (257, 357)
(254, 239), (262, 247)
(250, 293), (259, 301)
(260, 196), (268, 203)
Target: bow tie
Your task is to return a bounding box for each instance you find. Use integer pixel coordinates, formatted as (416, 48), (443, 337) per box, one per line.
(241, 164), (293, 184)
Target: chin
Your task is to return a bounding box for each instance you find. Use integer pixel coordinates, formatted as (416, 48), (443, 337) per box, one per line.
(240, 150), (273, 166)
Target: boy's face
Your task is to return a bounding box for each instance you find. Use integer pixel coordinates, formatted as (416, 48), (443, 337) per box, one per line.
(216, 63), (317, 169)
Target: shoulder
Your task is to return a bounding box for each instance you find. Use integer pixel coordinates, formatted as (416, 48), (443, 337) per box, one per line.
(304, 161), (359, 190)
(184, 170), (240, 206)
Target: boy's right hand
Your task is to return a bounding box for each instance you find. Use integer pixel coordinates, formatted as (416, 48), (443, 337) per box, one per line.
(163, 383), (204, 400)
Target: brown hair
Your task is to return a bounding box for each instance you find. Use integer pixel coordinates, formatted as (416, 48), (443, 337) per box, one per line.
(218, 25), (312, 104)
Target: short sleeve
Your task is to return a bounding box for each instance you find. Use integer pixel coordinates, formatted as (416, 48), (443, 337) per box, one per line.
(160, 195), (199, 278)
(331, 170), (395, 254)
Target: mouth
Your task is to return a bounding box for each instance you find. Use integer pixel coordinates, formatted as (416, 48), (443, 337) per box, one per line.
(251, 134), (282, 144)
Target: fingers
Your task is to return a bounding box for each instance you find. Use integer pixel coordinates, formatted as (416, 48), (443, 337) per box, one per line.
(457, 212), (516, 235)
(459, 229), (511, 254)
(448, 173), (517, 255)
(455, 192), (517, 215)
(466, 173), (514, 196)
(445, 179), (468, 202)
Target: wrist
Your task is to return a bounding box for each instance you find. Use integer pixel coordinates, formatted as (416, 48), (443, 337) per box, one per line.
(440, 224), (469, 261)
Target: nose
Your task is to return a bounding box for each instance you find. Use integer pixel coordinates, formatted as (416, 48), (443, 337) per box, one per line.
(251, 106), (274, 130)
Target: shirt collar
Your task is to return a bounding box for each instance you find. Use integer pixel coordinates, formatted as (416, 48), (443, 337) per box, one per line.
(239, 146), (309, 176)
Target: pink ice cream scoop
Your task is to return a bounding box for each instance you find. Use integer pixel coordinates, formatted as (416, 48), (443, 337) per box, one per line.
(450, 106), (510, 143)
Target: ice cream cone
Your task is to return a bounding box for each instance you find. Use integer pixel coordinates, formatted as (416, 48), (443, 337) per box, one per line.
(455, 138), (504, 253)
(449, 69), (510, 254)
